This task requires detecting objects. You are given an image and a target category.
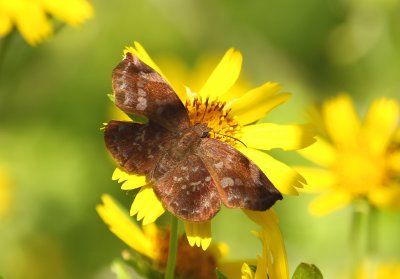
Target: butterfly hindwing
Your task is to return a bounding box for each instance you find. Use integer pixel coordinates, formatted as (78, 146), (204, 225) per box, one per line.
(153, 154), (221, 221)
(104, 120), (174, 174)
(198, 138), (282, 211)
(112, 53), (190, 132)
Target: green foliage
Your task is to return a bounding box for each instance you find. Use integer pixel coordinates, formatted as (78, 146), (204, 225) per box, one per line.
(107, 93), (115, 103)
(215, 269), (229, 279)
(292, 263), (323, 279)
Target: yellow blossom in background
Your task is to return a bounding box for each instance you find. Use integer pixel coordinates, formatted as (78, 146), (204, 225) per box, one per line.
(0, 165), (11, 218)
(0, 0), (93, 45)
(350, 261), (400, 279)
(110, 42), (315, 250)
(96, 194), (228, 279)
(296, 94), (400, 215)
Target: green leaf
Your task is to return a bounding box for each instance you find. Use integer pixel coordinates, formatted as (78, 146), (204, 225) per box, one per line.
(216, 269), (229, 279)
(292, 263), (323, 279)
(123, 250), (163, 279)
(107, 93), (115, 103)
(128, 113), (149, 124)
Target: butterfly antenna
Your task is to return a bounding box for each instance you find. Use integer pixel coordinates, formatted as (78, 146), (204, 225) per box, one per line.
(213, 131), (247, 147)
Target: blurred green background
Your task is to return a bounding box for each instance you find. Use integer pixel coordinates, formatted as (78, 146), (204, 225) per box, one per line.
(1, 0), (400, 278)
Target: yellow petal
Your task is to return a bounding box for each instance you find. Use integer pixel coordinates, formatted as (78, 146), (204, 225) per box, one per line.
(42, 0), (93, 26)
(130, 186), (165, 225)
(109, 106), (132, 122)
(0, 12), (12, 37)
(230, 82), (288, 125)
(124, 42), (166, 80)
(388, 151), (400, 173)
(238, 147), (305, 195)
(240, 123), (316, 151)
(198, 48), (242, 101)
(243, 208), (279, 228)
(96, 194), (159, 260)
(217, 260), (257, 279)
(208, 242), (229, 261)
(156, 56), (190, 102)
(297, 136), (336, 167)
(123, 42), (185, 102)
(184, 221), (212, 250)
(322, 94), (361, 149)
(15, 3), (52, 45)
(362, 98), (399, 156)
(111, 168), (147, 190)
(244, 210), (289, 279)
(309, 190), (352, 216)
(294, 167), (336, 193)
(121, 176), (147, 190)
(264, 226), (289, 279)
(112, 167), (128, 182)
(368, 185), (400, 210)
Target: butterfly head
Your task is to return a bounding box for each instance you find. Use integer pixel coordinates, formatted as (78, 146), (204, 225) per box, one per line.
(193, 123), (212, 138)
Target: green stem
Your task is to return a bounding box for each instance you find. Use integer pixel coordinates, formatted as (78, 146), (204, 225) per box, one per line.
(165, 215), (179, 279)
(350, 200), (366, 278)
(350, 204), (363, 260)
(367, 204), (378, 256)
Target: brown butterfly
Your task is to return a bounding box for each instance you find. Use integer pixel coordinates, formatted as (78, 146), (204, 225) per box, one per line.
(104, 52), (282, 222)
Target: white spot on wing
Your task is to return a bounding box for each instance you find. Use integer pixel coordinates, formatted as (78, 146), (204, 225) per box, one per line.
(214, 162), (224, 169)
(138, 88), (147, 96)
(136, 96), (147, 110)
(173, 176), (183, 182)
(221, 177), (234, 188)
(190, 181), (202, 186)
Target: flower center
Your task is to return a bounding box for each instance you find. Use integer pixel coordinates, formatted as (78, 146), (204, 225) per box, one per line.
(158, 233), (218, 279)
(185, 95), (241, 146)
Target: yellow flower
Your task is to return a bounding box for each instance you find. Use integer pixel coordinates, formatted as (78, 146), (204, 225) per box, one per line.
(0, 0), (93, 45)
(111, 42), (315, 249)
(296, 94), (400, 215)
(0, 165), (11, 219)
(97, 194), (289, 279)
(354, 261), (400, 279)
(96, 194), (228, 279)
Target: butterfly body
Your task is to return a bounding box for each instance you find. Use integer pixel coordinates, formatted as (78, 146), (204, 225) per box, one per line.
(150, 123), (210, 180)
(105, 52), (283, 222)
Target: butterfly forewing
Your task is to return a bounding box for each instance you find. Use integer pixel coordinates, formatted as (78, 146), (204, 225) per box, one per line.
(112, 53), (190, 132)
(104, 120), (174, 174)
(198, 138), (282, 211)
(153, 154), (221, 221)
